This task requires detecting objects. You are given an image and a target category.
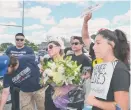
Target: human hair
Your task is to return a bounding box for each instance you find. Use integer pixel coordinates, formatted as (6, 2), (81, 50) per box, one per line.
(71, 36), (84, 44)
(97, 29), (129, 63)
(90, 34), (96, 40)
(48, 41), (64, 56)
(64, 47), (72, 54)
(15, 33), (25, 38)
(8, 56), (18, 67)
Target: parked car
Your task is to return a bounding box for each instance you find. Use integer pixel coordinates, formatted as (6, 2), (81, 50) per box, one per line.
(38, 50), (48, 57)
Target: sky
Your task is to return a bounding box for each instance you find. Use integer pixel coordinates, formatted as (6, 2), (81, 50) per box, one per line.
(0, 0), (130, 44)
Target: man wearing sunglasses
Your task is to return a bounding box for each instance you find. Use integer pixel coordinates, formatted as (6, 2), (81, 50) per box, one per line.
(67, 36), (92, 110)
(6, 33), (34, 57)
(5, 33), (34, 110)
(70, 36), (91, 74)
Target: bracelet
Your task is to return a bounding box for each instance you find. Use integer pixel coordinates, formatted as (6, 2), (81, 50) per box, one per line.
(113, 102), (121, 110)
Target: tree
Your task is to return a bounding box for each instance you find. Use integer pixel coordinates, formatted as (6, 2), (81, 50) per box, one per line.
(0, 43), (14, 51)
(24, 39), (38, 51)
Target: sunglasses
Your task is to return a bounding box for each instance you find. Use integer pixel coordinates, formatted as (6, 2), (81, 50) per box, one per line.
(48, 45), (57, 49)
(71, 42), (81, 46)
(16, 39), (24, 41)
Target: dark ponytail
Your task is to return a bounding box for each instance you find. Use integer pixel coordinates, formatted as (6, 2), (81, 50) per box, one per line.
(97, 29), (129, 64)
(114, 29), (129, 64)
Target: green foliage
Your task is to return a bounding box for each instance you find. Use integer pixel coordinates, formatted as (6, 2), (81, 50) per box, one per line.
(24, 39), (38, 51)
(0, 43), (14, 51)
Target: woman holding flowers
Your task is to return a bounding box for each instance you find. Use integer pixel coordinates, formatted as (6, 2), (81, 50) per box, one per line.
(44, 40), (84, 110)
(45, 40), (64, 110)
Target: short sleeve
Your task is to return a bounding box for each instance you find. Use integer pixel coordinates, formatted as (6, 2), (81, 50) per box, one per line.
(5, 47), (11, 55)
(3, 74), (11, 88)
(112, 63), (130, 92)
(27, 47), (34, 54)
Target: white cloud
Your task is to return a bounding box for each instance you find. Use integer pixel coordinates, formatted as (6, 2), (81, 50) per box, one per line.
(0, 21), (18, 34)
(0, 22), (17, 25)
(113, 25), (130, 41)
(0, 1), (56, 25)
(0, 1), (22, 18)
(25, 24), (44, 30)
(47, 16), (110, 38)
(110, 10), (130, 41)
(25, 6), (56, 25)
(88, 18), (110, 35)
(113, 10), (130, 25)
(25, 6), (51, 19)
(0, 27), (6, 33)
(26, 31), (48, 44)
(0, 22), (17, 33)
(58, 17), (83, 28)
(41, 16), (56, 25)
(0, 34), (15, 44)
(47, 17), (83, 36)
(35, 0), (88, 6)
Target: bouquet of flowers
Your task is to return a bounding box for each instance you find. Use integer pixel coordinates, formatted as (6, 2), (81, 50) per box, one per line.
(41, 56), (85, 110)
(41, 56), (82, 86)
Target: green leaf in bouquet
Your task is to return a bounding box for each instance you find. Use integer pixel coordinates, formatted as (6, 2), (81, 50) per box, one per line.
(39, 77), (44, 86)
(55, 81), (64, 87)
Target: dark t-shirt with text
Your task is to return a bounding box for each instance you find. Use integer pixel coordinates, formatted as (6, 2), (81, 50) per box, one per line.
(3, 55), (42, 92)
(5, 46), (34, 56)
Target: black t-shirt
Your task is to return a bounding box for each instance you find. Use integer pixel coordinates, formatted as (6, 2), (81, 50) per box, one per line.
(3, 55), (42, 92)
(89, 42), (95, 61)
(92, 61), (130, 110)
(69, 54), (92, 74)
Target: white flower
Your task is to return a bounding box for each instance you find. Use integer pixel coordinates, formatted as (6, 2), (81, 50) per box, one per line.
(43, 77), (49, 84)
(53, 72), (64, 84)
(74, 71), (79, 76)
(57, 65), (65, 74)
(48, 62), (57, 70)
(43, 69), (53, 77)
(66, 62), (73, 67)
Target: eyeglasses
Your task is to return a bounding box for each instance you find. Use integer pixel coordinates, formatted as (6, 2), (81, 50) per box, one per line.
(48, 45), (57, 49)
(16, 39), (24, 41)
(71, 42), (81, 46)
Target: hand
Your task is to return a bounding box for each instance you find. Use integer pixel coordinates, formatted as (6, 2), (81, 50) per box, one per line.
(85, 95), (98, 106)
(53, 87), (67, 99)
(84, 12), (92, 23)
